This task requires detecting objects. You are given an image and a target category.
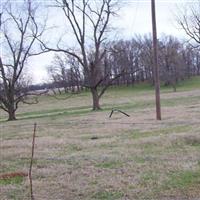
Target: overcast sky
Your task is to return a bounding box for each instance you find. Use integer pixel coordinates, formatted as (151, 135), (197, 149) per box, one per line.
(23, 0), (199, 83)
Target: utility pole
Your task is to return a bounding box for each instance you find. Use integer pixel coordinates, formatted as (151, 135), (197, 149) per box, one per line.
(151, 0), (161, 120)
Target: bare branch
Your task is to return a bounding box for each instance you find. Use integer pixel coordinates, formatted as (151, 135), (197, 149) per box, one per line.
(177, 2), (200, 48)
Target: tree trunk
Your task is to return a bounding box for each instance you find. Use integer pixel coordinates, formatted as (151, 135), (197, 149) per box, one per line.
(8, 107), (16, 121)
(172, 83), (177, 92)
(7, 90), (17, 121)
(91, 88), (101, 110)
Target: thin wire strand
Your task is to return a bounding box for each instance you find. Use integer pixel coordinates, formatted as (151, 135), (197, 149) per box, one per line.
(129, 0), (140, 37)
(0, 120), (199, 128)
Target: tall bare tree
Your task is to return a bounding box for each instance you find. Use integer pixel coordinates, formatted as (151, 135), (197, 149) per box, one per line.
(0, 0), (46, 120)
(41, 0), (126, 110)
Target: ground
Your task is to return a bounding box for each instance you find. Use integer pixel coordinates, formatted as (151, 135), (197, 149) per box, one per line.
(0, 77), (200, 200)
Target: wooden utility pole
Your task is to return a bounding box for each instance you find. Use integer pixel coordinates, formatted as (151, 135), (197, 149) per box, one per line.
(151, 0), (161, 120)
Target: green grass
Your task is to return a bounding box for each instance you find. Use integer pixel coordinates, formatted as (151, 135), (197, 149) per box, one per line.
(0, 176), (24, 185)
(0, 158), (29, 174)
(107, 76), (200, 93)
(1, 76), (200, 199)
(140, 171), (160, 185)
(17, 105), (92, 117)
(129, 125), (191, 139)
(159, 76), (200, 91)
(134, 156), (146, 164)
(0, 102), (147, 122)
(176, 76), (200, 90)
(4, 93), (198, 122)
(164, 169), (200, 190)
(0, 107), (92, 122)
(0, 76), (199, 122)
(162, 95), (200, 106)
(107, 82), (153, 92)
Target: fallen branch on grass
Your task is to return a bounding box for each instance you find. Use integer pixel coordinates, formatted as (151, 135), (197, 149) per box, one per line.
(109, 109), (130, 118)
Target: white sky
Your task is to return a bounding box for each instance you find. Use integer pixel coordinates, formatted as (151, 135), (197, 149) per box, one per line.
(3, 0), (198, 84)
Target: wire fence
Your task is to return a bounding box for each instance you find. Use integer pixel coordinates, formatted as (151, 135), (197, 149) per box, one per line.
(0, 120), (199, 128)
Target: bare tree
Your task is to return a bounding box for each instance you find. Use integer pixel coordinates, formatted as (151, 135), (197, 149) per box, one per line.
(65, 55), (83, 92)
(159, 36), (183, 92)
(41, 0), (127, 110)
(47, 55), (69, 94)
(138, 35), (154, 84)
(0, 0), (46, 120)
(47, 54), (82, 94)
(177, 1), (200, 48)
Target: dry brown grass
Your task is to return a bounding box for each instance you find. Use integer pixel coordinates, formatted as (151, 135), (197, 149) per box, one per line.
(0, 87), (200, 200)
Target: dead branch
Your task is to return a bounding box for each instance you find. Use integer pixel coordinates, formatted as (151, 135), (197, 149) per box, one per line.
(109, 109), (130, 118)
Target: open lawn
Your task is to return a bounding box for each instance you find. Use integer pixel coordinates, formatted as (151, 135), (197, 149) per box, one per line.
(0, 77), (200, 200)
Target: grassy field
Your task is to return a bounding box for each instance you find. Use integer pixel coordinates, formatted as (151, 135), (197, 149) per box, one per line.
(0, 77), (200, 200)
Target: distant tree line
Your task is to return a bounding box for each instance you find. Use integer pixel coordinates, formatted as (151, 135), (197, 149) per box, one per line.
(47, 34), (200, 93)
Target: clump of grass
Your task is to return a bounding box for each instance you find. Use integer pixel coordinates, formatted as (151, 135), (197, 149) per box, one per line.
(134, 156), (146, 164)
(68, 144), (82, 152)
(140, 171), (160, 187)
(92, 190), (124, 200)
(95, 160), (123, 169)
(183, 135), (200, 147)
